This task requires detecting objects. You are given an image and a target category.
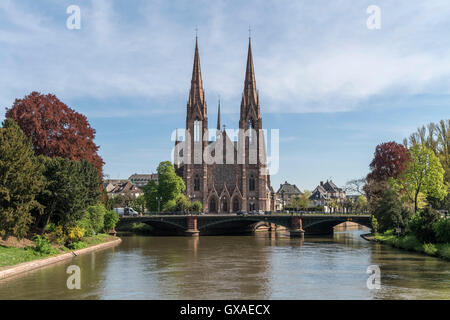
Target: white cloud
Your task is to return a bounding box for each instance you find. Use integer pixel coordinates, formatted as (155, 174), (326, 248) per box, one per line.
(1, 0), (450, 117)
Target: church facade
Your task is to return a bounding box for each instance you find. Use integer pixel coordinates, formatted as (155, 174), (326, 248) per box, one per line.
(174, 37), (275, 214)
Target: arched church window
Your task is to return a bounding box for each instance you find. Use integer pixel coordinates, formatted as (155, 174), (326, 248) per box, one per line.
(194, 120), (201, 142)
(249, 174), (256, 191)
(222, 198), (228, 212)
(233, 198), (240, 212)
(209, 198), (216, 213)
(194, 174), (200, 191)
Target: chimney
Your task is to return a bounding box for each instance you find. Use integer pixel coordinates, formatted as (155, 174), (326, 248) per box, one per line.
(320, 181), (323, 186)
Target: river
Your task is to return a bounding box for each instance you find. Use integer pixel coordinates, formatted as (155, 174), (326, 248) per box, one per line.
(0, 229), (449, 299)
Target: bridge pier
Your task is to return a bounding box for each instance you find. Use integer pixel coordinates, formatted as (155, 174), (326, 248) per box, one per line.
(289, 216), (305, 238)
(184, 216), (199, 237)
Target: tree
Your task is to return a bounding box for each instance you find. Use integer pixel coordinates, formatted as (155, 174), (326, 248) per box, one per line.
(143, 180), (159, 212)
(5, 92), (104, 176)
(111, 193), (135, 208)
(395, 144), (447, 212)
(408, 207), (439, 243)
(143, 161), (185, 212)
(373, 189), (411, 232)
(103, 209), (119, 233)
(157, 161), (185, 207)
(345, 178), (366, 195)
(130, 195), (146, 214)
(289, 193), (310, 211)
(404, 120), (450, 210)
(367, 141), (410, 182)
(355, 195), (368, 213)
(78, 204), (106, 236)
(37, 157), (101, 233)
(0, 119), (45, 239)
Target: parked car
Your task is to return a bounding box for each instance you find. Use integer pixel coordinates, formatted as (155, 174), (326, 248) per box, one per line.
(256, 210), (265, 215)
(236, 210), (248, 216)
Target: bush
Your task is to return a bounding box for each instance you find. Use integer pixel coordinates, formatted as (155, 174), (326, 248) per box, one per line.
(45, 225), (67, 245)
(371, 216), (379, 233)
(398, 234), (422, 251)
(69, 241), (87, 250)
(191, 200), (203, 213)
(422, 243), (438, 256)
(68, 226), (85, 243)
(409, 207), (439, 243)
(163, 199), (177, 212)
(437, 243), (450, 260)
(33, 235), (58, 255)
(373, 189), (411, 232)
(103, 209), (119, 233)
(432, 218), (450, 243)
(78, 204), (106, 236)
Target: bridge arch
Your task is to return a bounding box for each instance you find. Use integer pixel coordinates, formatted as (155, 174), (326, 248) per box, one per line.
(302, 218), (371, 234)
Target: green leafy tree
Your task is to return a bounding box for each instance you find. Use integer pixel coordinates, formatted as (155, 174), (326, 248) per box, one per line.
(103, 209), (119, 233)
(143, 161), (185, 212)
(157, 161), (185, 207)
(395, 144), (447, 212)
(37, 157), (100, 233)
(432, 218), (450, 243)
(355, 195), (368, 213)
(143, 180), (159, 212)
(78, 204), (107, 236)
(373, 189), (411, 232)
(408, 207), (440, 243)
(0, 119), (45, 239)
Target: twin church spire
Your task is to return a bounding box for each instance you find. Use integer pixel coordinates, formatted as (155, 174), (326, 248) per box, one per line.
(187, 36), (260, 125)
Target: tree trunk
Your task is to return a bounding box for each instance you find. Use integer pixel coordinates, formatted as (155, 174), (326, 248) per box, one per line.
(414, 191), (419, 213)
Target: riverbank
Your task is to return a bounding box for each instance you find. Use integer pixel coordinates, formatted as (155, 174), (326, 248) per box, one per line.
(361, 231), (450, 261)
(0, 235), (121, 280)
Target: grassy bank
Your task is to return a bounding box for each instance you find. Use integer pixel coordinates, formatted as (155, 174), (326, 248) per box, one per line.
(0, 234), (116, 269)
(372, 230), (450, 261)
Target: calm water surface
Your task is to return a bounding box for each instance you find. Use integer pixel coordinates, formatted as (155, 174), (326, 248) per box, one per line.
(0, 229), (449, 299)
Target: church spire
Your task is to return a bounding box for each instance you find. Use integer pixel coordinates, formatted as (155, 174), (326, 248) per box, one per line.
(217, 98), (221, 131)
(188, 36), (205, 108)
(240, 36), (260, 121)
(243, 37), (258, 105)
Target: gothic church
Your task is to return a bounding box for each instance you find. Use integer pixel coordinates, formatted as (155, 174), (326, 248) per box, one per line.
(174, 37), (275, 213)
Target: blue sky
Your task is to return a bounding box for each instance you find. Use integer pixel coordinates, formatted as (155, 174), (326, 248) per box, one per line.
(0, 0), (449, 191)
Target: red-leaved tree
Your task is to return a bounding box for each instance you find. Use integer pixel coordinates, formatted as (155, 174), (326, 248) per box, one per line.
(5, 92), (103, 177)
(367, 141), (410, 182)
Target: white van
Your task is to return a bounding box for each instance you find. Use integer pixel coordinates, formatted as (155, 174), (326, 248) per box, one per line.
(113, 207), (139, 217)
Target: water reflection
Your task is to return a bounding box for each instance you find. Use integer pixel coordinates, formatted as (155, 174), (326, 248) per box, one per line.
(0, 230), (448, 300)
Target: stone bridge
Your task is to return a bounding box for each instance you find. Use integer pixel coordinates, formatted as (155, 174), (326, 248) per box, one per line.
(118, 214), (371, 237)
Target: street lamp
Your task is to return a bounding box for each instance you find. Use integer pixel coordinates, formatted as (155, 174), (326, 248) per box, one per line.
(156, 196), (162, 214)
